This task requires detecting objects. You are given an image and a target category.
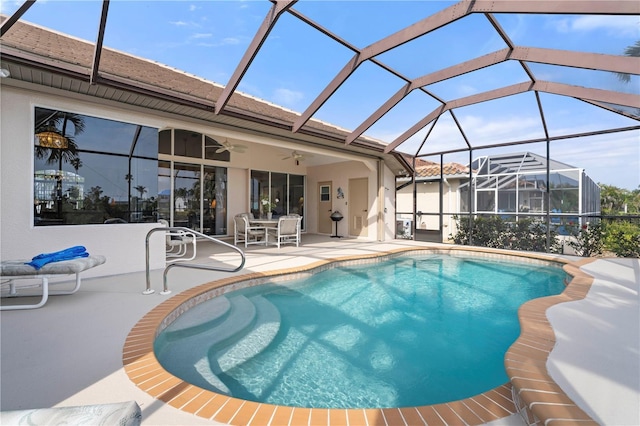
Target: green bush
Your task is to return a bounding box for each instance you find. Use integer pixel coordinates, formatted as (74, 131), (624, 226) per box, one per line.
(604, 220), (640, 258)
(451, 215), (560, 253)
(566, 222), (605, 257)
(451, 215), (639, 258)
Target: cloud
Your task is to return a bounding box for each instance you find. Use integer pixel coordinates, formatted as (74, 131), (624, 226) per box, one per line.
(189, 4), (197, 12)
(169, 20), (201, 28)
(194, 37), (243, 48)
(457, 84), (478, 97)
(220, 37), (241, 46)
(273, 88), (304, 107)
(460, 115), (542, 143)
(191, 33), (212, 40)
(550, 15), (639, 37)
(0, 0), (21, 14)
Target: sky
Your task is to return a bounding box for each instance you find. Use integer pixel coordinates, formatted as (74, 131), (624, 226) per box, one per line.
(2, 0), (639, 190)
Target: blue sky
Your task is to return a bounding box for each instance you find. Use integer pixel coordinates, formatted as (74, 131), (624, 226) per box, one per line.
(3, 0), (639, 189)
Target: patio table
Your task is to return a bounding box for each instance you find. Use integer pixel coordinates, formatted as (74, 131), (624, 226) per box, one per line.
(249, 219), (279, 245)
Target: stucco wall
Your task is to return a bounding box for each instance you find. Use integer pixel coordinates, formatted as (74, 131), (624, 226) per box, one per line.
(306, 160), (383, 239)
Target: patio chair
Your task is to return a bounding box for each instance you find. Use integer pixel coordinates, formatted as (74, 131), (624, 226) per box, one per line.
(158, 219), (196, 262)
(266, 215), (302, 248)
(234, 214), (266, 247)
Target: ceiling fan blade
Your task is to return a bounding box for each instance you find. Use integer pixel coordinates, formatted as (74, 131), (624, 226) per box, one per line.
(215, 147), (228, 153)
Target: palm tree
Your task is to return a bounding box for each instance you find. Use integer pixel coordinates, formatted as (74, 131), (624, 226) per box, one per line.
(134, 185), (147, 200)
(617, 40), (639, 83)
(70, 157), (82, 174)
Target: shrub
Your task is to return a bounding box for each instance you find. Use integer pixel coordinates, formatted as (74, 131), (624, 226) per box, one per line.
(451, 215), (561, 253)
(512, 218), (562, 253)
(566, 222), (605, 257)
(603, 220), (640, 258)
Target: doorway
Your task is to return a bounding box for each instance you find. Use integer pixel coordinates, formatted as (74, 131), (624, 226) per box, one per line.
(318, 182), (332, 234)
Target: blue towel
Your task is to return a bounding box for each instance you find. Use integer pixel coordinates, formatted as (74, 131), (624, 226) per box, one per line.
(26, 246), (89, 270)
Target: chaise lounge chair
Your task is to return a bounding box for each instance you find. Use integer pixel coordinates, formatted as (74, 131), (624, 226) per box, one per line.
(0, 255), (106, 311)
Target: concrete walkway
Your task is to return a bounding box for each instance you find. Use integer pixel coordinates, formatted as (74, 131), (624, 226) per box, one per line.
(1, 236), (638, 425)
(546, 258), (640, 426)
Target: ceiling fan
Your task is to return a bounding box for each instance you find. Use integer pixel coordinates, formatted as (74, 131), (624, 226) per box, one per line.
(208, 139), (247, 154)
(282, 150), (312, 163)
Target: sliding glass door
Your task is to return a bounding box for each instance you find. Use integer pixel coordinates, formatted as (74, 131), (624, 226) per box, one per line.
(250, 170), (305, 228)
(158, 129), (229, 235)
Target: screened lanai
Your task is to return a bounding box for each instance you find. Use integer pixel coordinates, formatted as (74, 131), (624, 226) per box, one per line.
(461, 152), (601, 231)
(1, 0), (638, 250)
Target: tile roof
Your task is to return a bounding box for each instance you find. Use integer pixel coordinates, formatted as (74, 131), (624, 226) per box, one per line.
(416, 161), (471, 178)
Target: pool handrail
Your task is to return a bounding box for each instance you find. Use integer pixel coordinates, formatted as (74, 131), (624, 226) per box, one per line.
(144, 226), (246, 295)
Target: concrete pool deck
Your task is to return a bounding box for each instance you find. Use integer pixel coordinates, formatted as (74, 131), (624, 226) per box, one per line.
(1, 236), (638, 425)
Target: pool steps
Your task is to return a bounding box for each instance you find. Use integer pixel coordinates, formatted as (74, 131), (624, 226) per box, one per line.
(156, 294), (281, 395)
(213, 295), (280, 374)
(161, 295), (231, 339)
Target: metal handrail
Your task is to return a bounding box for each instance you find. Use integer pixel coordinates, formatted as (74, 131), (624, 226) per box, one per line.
(144, 227), (246, 295)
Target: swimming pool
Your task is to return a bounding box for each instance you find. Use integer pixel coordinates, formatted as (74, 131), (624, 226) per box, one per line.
(153, 252), (565, 409)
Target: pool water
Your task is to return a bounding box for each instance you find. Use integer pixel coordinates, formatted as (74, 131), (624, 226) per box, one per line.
(155, 254), (565, 409)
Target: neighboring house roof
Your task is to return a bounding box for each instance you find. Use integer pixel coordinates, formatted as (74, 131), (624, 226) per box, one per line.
(415, 161), (471, 179)
(394, 155), (471, 183)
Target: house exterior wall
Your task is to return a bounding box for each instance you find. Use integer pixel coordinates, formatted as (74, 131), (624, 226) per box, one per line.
(1, 86), (168, 278)
(396, 179), (461, 240)
(1, 84), (392, 277)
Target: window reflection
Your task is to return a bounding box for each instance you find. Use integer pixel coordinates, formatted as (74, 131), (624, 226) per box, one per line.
(173, 163), (200, 228)
(158, 134), (228, 235)
(33, 107), (158, 225)
(203, 166), (227, 235)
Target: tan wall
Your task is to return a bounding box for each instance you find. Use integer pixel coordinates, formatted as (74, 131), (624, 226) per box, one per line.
(306, 160), (383, 239)
(396, 179), (461, 239)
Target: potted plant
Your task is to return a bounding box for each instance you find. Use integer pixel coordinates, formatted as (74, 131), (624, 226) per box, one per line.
(260, 195), (278, 219)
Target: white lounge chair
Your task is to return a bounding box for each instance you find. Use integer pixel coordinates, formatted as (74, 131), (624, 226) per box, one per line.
(266, 215), (302, 248)
(234, 214), (266, 247)
(0, 255), (106, 310)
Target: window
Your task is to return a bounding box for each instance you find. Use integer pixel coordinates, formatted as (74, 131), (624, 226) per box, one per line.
(320, 185), (330, 202)
(33, 107), (158, 225)
(158, 129), (229, 235)
(158, 129), (230, 162)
